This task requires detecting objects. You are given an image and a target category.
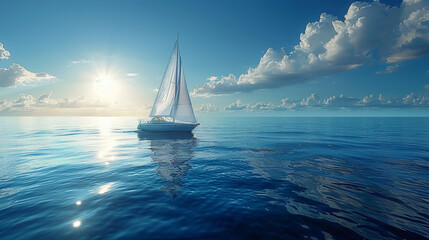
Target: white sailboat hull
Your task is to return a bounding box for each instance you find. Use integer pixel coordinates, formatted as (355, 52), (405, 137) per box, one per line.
(137, 122), (199, 132)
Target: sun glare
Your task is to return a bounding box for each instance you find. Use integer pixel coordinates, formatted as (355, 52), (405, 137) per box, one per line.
(93, 72), (120, 100)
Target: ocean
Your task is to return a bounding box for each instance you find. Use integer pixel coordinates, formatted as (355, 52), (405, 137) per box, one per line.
(0, 116), (428, 239)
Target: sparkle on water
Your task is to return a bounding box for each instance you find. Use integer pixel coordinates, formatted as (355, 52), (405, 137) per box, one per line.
(98, 183), (114, 195)
(73, 220), (81, 228)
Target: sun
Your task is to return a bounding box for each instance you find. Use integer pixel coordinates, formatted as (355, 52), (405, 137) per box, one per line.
(93, 72), (119, 100)
(96, 74), (113, 89)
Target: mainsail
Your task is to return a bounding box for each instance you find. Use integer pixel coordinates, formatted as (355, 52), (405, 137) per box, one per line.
(150, 38), (197, 123)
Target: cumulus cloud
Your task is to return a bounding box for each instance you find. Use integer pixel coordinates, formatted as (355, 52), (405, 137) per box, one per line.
(37, 92), (57, 105)
(193, 0), (429, 96)
(0, 42), (10, 60)
(0, 64), (55, 87)
(0, 94), (50, 112)
(9, 94), (36, 110)
(225, 92), (429, 111)
(0, 43), (54, 87)
(225, 100), (249, 111)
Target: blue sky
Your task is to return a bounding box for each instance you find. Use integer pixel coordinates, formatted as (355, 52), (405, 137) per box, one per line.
(0, 0), (428, 116)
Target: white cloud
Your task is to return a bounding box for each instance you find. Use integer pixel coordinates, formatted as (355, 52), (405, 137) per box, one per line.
(57, 97), (110, 108)
(300, 93), (322, 106)
(0, 99), (8, 111)
(0, 43), (54, 87)
(153, 88), (159, 93)
(193, 0), (429, 96)
(225, 100), (249, 111)
(0, 93), (53, 112)
(323, 94), (361, 107)
(126, 73), (138, 77)
(376, 64), (399, 74)
(69, 59), (92, 65)
(0, 42), (10, 60)
(0, 92), (156, 116)
(37, 92), (57, 105)
(0, 93), (111, 113)
(401, 92), (429, 105)
(193, 73), (247, 97)
(249, 102), (273, 110)
(9, 94), (36, 110)
(195, 103), (219, 112)
(225, 92), (429, 111)
(0, 64), (55, 87)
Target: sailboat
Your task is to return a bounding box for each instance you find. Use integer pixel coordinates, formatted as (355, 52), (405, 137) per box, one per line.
(138, 37), (199, 132)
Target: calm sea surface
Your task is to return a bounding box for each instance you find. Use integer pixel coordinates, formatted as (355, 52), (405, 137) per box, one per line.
(0, 117), (428, 239)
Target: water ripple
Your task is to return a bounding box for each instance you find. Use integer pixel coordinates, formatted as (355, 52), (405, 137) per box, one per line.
(0, 117), (428, 239)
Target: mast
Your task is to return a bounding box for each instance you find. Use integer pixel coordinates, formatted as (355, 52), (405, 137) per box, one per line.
(173, 35), (180, 122)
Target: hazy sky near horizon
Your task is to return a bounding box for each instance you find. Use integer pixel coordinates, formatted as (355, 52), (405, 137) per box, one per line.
(0, 0), (428, 116)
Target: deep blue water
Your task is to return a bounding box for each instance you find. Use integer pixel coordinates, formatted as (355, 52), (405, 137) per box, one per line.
(0, 117), (428, 239)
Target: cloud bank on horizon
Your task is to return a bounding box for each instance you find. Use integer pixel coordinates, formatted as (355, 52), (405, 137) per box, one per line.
(223, 92), (429, 111)
(0, 92), (108, 112)
(0, 92), (149, 115)
(192, 0), (429, 96)
(2, 91), (427, 115)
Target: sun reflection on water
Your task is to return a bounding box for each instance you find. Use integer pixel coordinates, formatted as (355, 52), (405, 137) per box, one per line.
(96, 117), (118, 164)
(73, 220), (81, 228)
(98, 182), (114, 194)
